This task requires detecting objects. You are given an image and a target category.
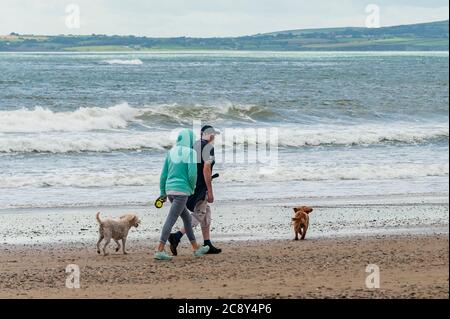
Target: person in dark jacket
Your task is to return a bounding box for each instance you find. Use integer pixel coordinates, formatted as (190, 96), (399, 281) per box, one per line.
(169, 125), (222, 255)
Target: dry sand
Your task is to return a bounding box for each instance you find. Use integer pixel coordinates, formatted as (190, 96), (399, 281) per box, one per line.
(0, 234), (448, 299)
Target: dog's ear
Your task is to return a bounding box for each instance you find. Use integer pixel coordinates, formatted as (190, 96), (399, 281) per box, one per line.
(302, 206), (313, 214)
(293, 207), (300, 213)
(121, 214), (135, 223)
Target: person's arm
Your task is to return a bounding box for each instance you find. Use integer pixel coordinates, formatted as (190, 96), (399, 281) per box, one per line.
(188, 150), (198, 192)
(159, 155), (169, 199)
(204, 162), (214, 203)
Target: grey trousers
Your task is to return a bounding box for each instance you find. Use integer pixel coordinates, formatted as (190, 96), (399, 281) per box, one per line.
(159, 195), (196, 244)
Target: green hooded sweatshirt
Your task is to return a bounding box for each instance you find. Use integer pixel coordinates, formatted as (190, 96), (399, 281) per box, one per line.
(159, 129), (197, 197)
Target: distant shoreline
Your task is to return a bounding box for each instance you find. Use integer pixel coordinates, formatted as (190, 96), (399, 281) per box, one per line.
(1, 20), (448, 52)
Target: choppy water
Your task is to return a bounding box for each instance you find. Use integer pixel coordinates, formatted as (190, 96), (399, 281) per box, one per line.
(0, 51), (448, 209)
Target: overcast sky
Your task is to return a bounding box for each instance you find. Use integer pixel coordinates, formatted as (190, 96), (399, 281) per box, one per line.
(0, 0), (448, 37)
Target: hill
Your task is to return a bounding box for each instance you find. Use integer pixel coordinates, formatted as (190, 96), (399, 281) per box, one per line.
(0, 20), (448, 52)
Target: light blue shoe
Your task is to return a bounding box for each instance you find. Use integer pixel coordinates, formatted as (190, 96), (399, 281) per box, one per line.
(154, 251), (173, 261)
(194, 245), (210, 257)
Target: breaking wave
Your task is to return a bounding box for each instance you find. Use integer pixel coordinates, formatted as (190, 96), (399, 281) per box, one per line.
(0, 103), (276, 133)
(0, 125), (447, 154)
(102, 59), (143, 65)
(1, 163), (448, 189)
(0, 103), (447, 153)
(0, 103), (140, 133)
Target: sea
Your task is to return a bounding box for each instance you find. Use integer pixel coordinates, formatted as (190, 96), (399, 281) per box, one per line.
(0, 51), (448, 210)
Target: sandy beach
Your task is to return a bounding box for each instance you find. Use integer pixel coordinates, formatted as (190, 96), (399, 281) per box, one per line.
(0, 194), (448, 299)
(0, 234), (448, 299)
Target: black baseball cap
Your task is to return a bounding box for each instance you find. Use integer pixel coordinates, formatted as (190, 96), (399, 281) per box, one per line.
(201, 125), (220, 135)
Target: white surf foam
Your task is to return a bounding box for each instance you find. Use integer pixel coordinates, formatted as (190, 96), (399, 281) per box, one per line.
(102, 59), (143, 65)
(0, 172), (160, 189)
(0, 103), (140, 133)
(0, 123), (447, 153)
(0, 132), (174, 153)
(1, 163), (448, 189)
(215, 123), (448, 148)
(274, 123), (449, 147)
(223, 163), (449, 183)
(103, 59), (144, 65)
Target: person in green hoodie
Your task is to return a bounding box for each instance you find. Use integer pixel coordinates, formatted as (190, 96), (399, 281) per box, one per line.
(154, 129), (210, 261)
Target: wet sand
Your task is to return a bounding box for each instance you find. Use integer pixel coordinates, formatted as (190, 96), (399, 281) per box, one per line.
(0, 193), (448, 245)
(0, 234), (448, 299)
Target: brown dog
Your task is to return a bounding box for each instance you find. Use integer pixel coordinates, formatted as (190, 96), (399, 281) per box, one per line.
(292, 206), (313, 240)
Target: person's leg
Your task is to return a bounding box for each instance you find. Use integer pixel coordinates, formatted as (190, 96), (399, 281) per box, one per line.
(169, 198), (205, 255)
(177, 213), (200, 236)
(157, 195), (189, 252)
(175, 201), (221, 254)
(201, 227), (210, 241)
(160, 196), (208, 258)
(201, 204), (211, 242)
(179, 207), (199, 250)
(201, 205), (221, 254)
(178, 205), (209, 257)
(175, 197), (206, 239)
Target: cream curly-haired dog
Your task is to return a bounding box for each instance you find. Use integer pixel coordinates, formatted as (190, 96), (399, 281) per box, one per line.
(96, 212), (141, 256)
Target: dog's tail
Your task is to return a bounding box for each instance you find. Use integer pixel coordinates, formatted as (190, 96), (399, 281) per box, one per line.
(96, 212), (102, 225)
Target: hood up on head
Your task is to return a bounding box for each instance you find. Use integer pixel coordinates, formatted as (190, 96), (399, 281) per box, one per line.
(176, 129), (195, 149)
